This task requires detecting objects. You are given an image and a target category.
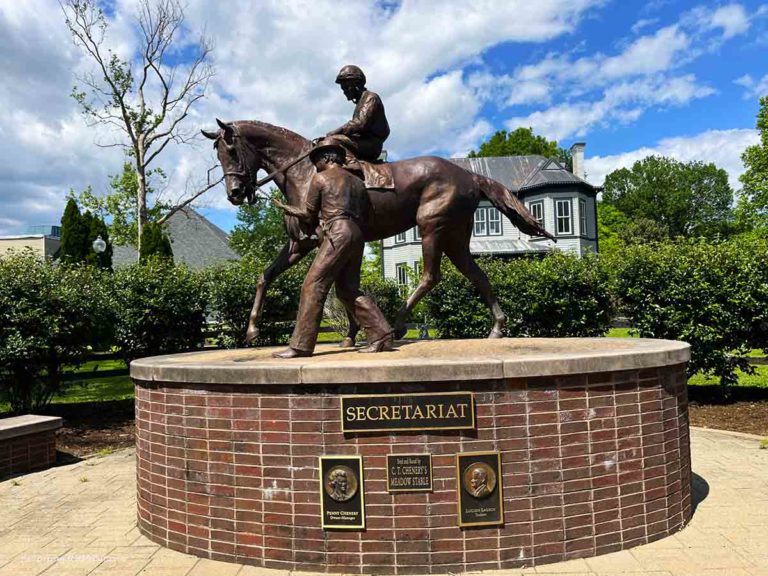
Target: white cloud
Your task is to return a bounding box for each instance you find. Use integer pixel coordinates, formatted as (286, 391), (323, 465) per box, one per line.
(735, 73), (768, 99)
(0, 0), (604, 234)
(707, 3), (751, 39)
(505, 74), (714, 141)
(585, 128), (759, 188)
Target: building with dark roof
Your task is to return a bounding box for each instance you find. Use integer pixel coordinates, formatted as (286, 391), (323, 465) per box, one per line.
(381, 143), (599, 285)
(113, 207), (239, 269)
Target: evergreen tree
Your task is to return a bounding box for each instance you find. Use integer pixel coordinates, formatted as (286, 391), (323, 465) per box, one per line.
(59, 198), (88, 264)
(139, 222), (173, 264)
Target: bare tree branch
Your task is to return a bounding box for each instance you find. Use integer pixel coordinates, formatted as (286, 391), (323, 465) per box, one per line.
(61, 0), (215, 257)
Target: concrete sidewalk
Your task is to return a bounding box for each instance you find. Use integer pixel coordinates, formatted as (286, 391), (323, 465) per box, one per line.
(0, 427), (766, 576)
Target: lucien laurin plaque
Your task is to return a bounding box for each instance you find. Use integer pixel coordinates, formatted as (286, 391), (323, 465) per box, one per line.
(456, 451), (503, 527)
(319, 455), (365, 529)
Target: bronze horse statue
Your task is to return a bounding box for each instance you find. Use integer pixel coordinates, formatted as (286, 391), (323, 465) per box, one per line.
(202, 119), (554, 345)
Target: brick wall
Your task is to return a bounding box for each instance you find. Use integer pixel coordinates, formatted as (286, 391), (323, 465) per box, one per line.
(135, 364), (691, 574)
(0, 430), (58, 479)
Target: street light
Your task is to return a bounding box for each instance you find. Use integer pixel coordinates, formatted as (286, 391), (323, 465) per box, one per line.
(92, 235), (107, 253)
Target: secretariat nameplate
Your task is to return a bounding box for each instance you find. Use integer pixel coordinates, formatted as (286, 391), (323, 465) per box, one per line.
(456, 451), (503, 527)
(387, 454), (432, 492)
(319, 455), (365, 530)
(341, 392), (475, 433)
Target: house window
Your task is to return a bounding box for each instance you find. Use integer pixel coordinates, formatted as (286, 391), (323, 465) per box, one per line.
(394, 231), (407, 244)
(556, 199), (572, 235)
(487, 208), (502, 236)
(395, 263), (409, 296)
(473, 208), (487, 236)
(413, 226), (421, 241)
(529, 201), (544, 228)
(413, 261), (422, 280)
(579, 199), (587, 236)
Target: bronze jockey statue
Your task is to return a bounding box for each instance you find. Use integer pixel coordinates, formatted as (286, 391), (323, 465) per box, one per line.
(271, 144), (394, 358)
(321, 65), (390, 162)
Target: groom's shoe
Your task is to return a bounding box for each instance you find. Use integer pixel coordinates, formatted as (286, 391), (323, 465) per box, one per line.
(359, 335), (394, 353)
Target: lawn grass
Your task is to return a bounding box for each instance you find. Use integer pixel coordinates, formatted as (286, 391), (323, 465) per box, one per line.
(688, 365), (768, 388)
(67, 358), (127, 373)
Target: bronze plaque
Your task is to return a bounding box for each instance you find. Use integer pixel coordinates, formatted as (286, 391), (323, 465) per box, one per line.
(387, 454), (432, 492)
(319, 455), (365, 529)
(456, 451), (503, 527)
(341, 392), (474, 433)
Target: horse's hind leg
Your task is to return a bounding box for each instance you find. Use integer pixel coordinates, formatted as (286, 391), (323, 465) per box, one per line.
(393, 232), (443, 339)
(444, 240), (506, 338)
(340, 310), (359, 348)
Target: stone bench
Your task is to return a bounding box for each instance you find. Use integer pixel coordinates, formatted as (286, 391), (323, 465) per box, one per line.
(0, 414), (62, 479)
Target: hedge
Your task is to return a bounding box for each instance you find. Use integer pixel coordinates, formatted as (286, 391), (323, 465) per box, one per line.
(0, 252), (111, 413)
(608, 238), (768, 387)
(425, 252), (614, 339)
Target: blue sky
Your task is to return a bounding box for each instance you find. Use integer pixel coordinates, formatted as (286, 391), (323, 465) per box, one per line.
(1, 1), (766, 237)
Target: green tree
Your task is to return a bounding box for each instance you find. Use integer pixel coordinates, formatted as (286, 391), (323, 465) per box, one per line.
(469, 127), (571, 166)
(229, 190), (287, 260)
(139, 222), (173, 263)
(596, 202), (628, 258)
(602, 156), (733, 238)
(75, 163), (167, 247)
(62, 0), (217, 258)
(739, 96), (768, 230)
(59, 198), (89, 264)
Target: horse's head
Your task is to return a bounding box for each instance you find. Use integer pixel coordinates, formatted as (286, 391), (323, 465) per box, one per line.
(202, 119), (262, 206)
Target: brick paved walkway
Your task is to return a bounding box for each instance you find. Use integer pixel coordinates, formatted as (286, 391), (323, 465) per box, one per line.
(0, 427), (765, 576)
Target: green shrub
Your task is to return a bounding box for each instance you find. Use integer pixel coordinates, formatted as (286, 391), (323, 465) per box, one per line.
(110, 260), (206, 363)
(204, 257), (308, 347)
(324, 270), (403, 338)
(425, 252), (614, 339)
(609, 239), (768, 387)
(0, 252), (110, 413)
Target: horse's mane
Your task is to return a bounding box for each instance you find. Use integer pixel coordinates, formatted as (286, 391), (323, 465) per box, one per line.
(233, 120), (310, 149)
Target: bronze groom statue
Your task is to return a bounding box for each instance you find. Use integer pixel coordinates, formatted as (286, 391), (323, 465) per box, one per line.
(271, 144), (394, 358)
(321, 65), (390, 162)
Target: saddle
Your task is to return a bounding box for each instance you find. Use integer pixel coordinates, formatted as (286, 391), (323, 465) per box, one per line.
(344, 158), (395, 190)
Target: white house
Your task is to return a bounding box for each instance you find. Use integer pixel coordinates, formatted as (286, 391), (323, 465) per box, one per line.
(381, 143), (599, 286)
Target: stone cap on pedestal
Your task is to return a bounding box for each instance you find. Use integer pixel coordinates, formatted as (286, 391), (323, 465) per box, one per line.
(0, 414), (63, 441)
(130, 337), (690, 385)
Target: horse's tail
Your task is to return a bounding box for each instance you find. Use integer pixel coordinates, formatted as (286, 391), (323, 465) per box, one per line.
(472, 173), (556, 241)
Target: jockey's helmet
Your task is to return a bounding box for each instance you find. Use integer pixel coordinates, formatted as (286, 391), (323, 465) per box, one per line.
(335, 65), (366, 85)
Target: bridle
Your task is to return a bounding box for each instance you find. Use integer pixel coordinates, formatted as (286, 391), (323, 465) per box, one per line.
(219, 123), (262, 204)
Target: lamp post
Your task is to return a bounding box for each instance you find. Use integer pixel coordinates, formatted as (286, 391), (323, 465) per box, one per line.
(92, 235), (107, 254)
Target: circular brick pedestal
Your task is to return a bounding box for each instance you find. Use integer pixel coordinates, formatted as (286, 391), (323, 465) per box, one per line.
(131, 338), (692, 574)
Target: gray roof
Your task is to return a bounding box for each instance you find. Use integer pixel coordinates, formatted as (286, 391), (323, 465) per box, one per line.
(451, 155), (596, 196)
(112, 208), (239, 269)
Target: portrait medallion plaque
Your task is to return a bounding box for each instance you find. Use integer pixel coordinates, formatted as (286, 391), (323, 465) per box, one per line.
(341, 392), (474, 433)
(456, 451), (503, 527)
(319, 455), (365, 529)
(386, 454), (432, 492)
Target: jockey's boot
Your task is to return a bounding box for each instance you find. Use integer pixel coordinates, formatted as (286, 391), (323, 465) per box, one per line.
(272, 347), (312, 359)
(359, 334), (394, 353)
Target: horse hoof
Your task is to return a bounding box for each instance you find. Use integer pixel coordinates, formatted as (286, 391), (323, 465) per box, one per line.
(339, 337), (355, 348)
(488, 328), (504, 339)
(393, 327), (407, 340)
(245, 328), (259, 346)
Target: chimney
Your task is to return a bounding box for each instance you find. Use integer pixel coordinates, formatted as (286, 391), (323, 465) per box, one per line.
(570, 142), (586, 181)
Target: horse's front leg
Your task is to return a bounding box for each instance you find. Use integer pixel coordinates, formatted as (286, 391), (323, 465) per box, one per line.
(246, 240), (316, 345)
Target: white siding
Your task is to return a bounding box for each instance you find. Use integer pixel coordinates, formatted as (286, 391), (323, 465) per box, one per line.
(381, 188), (598, 279)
